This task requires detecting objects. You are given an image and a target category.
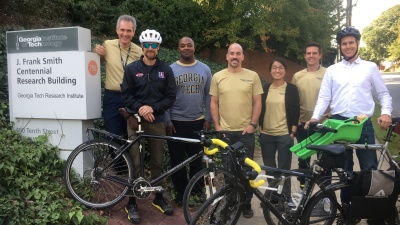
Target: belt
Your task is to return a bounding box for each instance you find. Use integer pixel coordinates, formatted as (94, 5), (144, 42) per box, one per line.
(105, 89), (121, 94)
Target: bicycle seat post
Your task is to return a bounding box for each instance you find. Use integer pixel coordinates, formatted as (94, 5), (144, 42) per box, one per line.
(134, 114), (143, 133)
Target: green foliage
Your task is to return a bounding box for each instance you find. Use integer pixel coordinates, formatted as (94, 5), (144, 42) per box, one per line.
(387, 22), (400, 62)
(118, 0), (211, 50)
(158, 48), (225, 74)
(371, 102), (399, 157)
(196, 0), (340, 64)
(0, 28), (8, 102)
(0, 32), (107, 224)
(2, 0), (345, 64)
(0, 103), (107, 224)
(69, 0), (118, 35)
(0, 0), (70, 28)
(362, 5), (400, 63)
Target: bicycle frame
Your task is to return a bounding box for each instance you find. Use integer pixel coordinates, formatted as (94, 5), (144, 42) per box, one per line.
(85, 127), (204, 189)
(254, 169), (314, 225)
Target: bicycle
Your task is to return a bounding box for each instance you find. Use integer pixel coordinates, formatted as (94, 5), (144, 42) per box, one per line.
(63, 114), (232, 215)
(189, 116), (400, 225)
(301, 116), (400, 225)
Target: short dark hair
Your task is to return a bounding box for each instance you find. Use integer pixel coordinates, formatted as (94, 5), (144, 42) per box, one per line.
(269, 57), (287, 72)
(304, 42), (322, 54)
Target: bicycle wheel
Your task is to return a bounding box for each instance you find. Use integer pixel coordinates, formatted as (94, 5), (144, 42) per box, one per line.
(183, 167), (235, 224)
(301, 191), (339, 225)
(190, 185), (245, 225)
(64, 140), (134, 209)
(263, 169), (308, 225)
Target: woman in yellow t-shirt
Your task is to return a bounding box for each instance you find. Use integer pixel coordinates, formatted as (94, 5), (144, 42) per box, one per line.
(258, 57), (300, 176)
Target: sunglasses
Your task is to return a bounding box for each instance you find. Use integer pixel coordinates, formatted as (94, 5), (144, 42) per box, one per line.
(143, 43), (159, 49)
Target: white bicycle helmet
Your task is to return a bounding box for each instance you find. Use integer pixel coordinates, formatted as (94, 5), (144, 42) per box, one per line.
(139, 29), (162, 43)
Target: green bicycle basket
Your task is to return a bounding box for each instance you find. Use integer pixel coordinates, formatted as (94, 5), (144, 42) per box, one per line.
(290, 117), (367, 159)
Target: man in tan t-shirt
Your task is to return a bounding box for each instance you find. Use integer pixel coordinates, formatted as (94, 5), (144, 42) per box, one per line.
(93, 15), (142, 138)
(210, 43), (263, 218)
(292, 42), (329, 193)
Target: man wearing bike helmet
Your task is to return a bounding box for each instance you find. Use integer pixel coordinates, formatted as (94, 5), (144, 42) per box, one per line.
(309, 26), (392, 205)
(121, 29), (177, 223)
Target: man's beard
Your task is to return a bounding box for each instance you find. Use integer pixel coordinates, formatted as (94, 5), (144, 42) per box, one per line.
(229, 59), (239, 68)
(145, 52), (157, 60)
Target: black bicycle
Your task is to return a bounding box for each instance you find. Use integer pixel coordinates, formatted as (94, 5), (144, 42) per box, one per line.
(189, 117), (400, 225)
(63, 114), (231, 212)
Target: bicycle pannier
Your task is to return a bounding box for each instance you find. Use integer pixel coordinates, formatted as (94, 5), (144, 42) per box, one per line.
(348, 169), (400, 219)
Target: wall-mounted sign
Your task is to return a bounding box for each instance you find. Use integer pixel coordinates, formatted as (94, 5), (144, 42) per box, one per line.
(6, 27), (91, 53)
(7, 27), (101, 150)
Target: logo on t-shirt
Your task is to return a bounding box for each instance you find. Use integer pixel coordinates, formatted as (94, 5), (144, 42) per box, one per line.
(158, 72), (165, 78)
(240, 79), (252, 82)
(136, 73), (144, 77)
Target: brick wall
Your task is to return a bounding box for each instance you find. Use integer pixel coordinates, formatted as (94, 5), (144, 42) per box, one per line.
(199, 48), (305, 83)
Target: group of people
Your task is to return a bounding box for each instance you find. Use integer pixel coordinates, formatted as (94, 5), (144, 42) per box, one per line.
(94, 14), (393, 224)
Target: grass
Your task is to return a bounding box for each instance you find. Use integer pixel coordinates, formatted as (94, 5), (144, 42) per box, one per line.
(371, 103), (400, 157)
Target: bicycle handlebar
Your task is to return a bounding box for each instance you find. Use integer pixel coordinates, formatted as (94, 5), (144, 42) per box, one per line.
(203, 139), (265, 188)
(316, 124), (338, 133)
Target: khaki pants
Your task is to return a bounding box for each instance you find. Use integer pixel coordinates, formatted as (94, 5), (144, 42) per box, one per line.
(127, 121), (166, 184)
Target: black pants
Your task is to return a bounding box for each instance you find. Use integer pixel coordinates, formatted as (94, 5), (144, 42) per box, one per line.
(167, 119), (204, 201)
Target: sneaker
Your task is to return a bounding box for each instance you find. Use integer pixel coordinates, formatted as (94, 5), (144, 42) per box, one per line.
(152, 195), (174, 215)
(242, 202), (254, 218)
(125, 203), (140, 224)
(322, 198), (330, 212)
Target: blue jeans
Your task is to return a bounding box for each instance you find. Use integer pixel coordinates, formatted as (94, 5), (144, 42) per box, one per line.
(221, 131), (255, 203)
(102, 90), (127, 137)
(259, 133), (293, 196)
(330, 115), (378, 203)
(259, 133), (293, 171)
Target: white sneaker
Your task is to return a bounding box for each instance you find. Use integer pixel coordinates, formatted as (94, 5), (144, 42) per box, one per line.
(322, 198), (330, 212)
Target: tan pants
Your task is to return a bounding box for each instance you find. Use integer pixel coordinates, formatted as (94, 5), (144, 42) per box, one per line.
(127, 120), (166, 184)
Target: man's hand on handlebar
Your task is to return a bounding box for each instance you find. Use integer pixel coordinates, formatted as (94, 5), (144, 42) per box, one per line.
(378, 114), (392, 130)
(304, 118), (319, 130)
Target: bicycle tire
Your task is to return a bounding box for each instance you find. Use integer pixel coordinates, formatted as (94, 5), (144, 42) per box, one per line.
(263, 169), (309, 225)
(183, 167), (235, 224)
(301, 191), (339, 225)
(64, 140), (134, 209)
(189, 185), (245, 225)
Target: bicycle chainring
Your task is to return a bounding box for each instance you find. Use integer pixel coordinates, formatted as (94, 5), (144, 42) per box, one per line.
(132, 179), (152, 199)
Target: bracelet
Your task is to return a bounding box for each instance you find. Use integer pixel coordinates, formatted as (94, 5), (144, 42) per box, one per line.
(291, 131), (297, 137)
(250, 123), (257, 129)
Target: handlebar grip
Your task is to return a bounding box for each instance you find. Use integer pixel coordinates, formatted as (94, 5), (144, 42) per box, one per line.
(316, 124), (337, 133)
(203, 138), (229, 155)
(244, 158), (265, 188)
(204, 147), (219, 155)
(211, 139), (229, 148)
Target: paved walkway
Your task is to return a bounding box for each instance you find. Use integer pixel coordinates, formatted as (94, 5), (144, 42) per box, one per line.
(104, 148), (394, 225)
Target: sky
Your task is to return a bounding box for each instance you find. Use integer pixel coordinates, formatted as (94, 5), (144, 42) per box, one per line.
(348, 0), (399, 47)
(351, 0), (399, 31)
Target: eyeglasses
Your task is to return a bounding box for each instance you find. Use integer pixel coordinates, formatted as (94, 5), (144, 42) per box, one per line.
(143, 43), (159, 49)
(271, 67), (285, 70)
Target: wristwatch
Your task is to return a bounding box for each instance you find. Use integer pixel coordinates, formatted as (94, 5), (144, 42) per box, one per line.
(250, 123), (258, 129)
(291, 131), (297, 137)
